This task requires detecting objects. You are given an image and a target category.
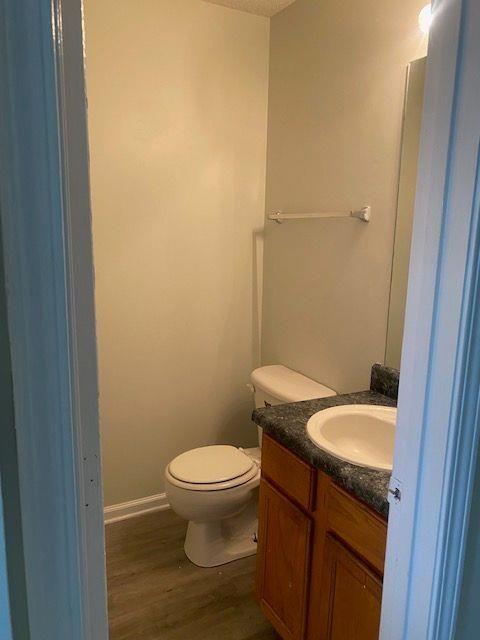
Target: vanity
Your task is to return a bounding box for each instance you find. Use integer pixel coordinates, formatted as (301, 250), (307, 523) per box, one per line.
(253, 365), (398, 640)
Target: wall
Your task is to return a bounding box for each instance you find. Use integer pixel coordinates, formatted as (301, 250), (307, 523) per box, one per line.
(261, 0), (427, 392)
(85, 0), (269, 506)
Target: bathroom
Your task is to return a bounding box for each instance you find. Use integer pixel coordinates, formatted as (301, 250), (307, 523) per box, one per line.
(84, 0), (428, 638)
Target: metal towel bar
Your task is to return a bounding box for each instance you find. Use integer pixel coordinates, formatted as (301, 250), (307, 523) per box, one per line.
(268, 205), (371, 224)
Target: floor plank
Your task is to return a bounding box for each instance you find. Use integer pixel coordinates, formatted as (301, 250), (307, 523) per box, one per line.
(106, 509), (279, 640)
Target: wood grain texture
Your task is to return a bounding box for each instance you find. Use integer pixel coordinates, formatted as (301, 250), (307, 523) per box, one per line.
(307, 473), (332, 639)
(326, 485), (387, 575)
(261, 435), (316, 511)
(256, 479), (312, 640)
(106, 509), (278, 640)
(318, 535), (382, 640)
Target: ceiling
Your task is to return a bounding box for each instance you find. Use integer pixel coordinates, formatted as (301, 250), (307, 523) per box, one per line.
(202, 0), (297, 17)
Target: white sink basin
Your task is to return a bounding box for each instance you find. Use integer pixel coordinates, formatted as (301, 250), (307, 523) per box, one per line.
(306, 404), (396, 471)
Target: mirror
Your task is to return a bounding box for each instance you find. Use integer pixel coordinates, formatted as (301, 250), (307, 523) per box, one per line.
(385, 57), (427, 370)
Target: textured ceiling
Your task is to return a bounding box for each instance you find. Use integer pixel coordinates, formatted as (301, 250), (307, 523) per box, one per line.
(202, 0), (297, 17)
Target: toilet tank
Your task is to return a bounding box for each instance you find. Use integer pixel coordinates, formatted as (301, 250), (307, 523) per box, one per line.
(250, 365), (337, 447)
(251, 365), (336, 408)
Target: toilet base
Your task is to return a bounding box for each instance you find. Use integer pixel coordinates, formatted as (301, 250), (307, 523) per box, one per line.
(184, 501), (258, 567)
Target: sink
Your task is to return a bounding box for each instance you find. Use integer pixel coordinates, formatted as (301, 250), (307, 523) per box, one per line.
(306, 404), (396, 471)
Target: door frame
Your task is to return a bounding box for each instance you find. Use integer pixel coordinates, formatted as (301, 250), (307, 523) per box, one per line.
(1, 0), (479, 639)
(0, 491), (13, 639)
(0, 0), (107, 638)
(381, 0), (480, 637)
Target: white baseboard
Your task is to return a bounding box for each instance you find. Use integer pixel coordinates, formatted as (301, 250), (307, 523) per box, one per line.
(104, 492), (170, 525)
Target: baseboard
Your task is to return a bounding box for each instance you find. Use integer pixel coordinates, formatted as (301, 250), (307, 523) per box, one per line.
(104, 492), (170, 525)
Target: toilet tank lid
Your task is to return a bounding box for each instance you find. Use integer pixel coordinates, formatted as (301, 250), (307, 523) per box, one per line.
(251, 365), (336, 403)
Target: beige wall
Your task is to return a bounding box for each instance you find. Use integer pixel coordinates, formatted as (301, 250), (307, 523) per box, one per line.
(85, 0), (269, 506)
(261, 0), (427, 393)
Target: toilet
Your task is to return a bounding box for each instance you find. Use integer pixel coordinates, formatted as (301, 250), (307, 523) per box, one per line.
(164, 365), (336, 567)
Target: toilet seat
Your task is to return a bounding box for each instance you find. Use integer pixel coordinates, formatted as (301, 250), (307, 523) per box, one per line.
(167, 445), (259, 492)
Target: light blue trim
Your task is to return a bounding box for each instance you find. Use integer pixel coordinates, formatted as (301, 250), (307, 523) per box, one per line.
(0, 217), (30, 638)
(0, 0), (107, 638)
(0, 489), (13, 640)
(52, 0), (108, 634)
(428, 0), (480, 632)
(436, 146), (480, 635)
(455, 441), (480, 638)
(381, 0), (480, 637)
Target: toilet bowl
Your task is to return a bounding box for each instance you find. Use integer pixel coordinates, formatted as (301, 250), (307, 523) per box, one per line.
(165, 445), (260, 567)
(165, 365), (336, 567)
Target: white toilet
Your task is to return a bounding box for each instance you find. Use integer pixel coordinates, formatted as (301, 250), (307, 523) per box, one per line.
(164, 365), (336, 567)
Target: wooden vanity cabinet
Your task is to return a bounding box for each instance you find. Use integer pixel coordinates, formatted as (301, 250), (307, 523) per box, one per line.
(256, 479), (312, 640)
(317, 535), (383, 640)
(256, 434), (387, 640)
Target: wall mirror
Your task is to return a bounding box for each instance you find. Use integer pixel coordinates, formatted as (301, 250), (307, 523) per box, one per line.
(385, 57), (427, 369)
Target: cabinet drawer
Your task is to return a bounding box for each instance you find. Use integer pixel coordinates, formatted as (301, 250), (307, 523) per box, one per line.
(327, 484), (387, 574)
(261, 434), (315, 511)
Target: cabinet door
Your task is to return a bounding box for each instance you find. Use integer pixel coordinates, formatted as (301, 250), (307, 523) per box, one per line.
(318, 535), (382, 640)
(256, 478), (312, 640)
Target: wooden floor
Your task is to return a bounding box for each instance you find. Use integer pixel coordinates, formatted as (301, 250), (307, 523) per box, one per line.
(106, 509), (279, 640)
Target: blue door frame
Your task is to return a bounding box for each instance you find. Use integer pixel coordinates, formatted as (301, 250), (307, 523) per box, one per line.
(0, 219), (29, 639)
(381, 0), (480, 637)
(0, 494), (13, 640)
(0, 0), (107, 638)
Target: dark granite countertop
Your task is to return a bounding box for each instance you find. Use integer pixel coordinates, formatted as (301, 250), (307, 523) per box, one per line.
(252, 390), (396, 519)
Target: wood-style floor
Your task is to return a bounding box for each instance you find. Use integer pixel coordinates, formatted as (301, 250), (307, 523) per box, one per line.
(106, 509), (279, 639)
